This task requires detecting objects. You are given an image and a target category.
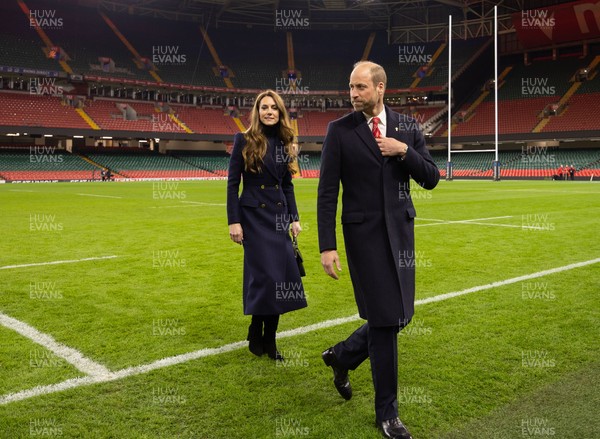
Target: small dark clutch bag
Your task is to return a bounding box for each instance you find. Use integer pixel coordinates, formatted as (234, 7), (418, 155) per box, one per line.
(292, 235), (306, 277)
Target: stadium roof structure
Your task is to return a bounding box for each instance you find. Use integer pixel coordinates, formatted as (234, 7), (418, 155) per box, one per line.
(91, 0), (573, 41)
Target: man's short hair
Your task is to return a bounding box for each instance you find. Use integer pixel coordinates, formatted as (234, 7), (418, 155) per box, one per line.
(353, 61), (387, 89)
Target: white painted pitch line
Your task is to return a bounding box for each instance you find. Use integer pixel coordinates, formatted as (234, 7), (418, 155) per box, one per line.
(0, 341), (249, 406)
(419, 216), (514, 223)
(8, 189), (36, 192)
(277, 314), (362, 339)
(76, 193), (123, 199)
(458, 221), (548, 230)
(416, 219), (547, 230)
(417, 218), (454, 222)
(149, 201), (226, 209)
(0, 255), (118, 270)
(149, 205), (205, 209)
(417, 257), (600, 306)
(0, 312), (110, 377)
(455, 215), (514, 222)
(415, 215), (544, 229)
(0, 376), (100, 405)
(509, 188), (600, 194)
(180, 201), (226, 206)
(1, 257), (598, 406)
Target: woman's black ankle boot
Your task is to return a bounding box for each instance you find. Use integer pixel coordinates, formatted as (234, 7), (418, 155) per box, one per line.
(247, 315), (264, 356)
(263, 315), (283, 361)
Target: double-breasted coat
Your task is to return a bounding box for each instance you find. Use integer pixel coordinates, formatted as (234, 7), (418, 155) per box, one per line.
(317, 106), (440, 327)
(227, 130), (307, 316)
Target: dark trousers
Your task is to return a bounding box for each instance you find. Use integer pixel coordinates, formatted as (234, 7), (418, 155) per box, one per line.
(333, 323), (400, 422)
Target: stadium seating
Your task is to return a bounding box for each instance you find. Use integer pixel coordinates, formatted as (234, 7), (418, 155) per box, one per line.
(298, 153), (321, 178)
(0, 148), (98, 181)
(84, 151), (220, 179)
(1, 0), (598, 183)
(0, 2), (62, 71)
(84, 100), (187, 133)
(0, 92), (90, 129)
(293, 31), (368, 91)
(429, 149), (600, 178)
(204, 28), (289, 90)
(296, 110), (349, 136)
(1, 0), (492, 94)
(171, 153), (230, 177)
(451, 98), (556, 136)
(369, 37), (440, 89)
(169, 106), (240, 135)
(542, 93), (600, 133)
(418, 38), (490, 89)
(2, 144), (598, 182)
(0, 34), (61, 72)
(106, 13), (222, 86)
(443, 54), (600, 138)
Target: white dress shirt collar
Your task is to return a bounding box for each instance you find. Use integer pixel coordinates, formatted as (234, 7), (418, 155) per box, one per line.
(364, 107), (387, 138)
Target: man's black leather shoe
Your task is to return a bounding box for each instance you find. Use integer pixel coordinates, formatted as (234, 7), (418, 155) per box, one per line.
(321, 348), (352, 400)
(377, 417), (413, 439)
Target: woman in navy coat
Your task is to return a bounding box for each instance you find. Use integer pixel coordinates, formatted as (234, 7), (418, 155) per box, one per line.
(227, 90), (307, 361)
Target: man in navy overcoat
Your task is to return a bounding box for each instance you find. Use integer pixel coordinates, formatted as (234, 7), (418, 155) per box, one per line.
(317, 61), (440, 439)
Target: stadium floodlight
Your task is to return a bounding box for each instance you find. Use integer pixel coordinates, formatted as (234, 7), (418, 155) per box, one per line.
(73, 135), (84, 138)
(43, 134), (53, 137)
(101, 136), (113, 139)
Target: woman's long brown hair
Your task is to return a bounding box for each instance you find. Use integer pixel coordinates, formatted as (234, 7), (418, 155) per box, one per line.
(243, 89), (297, 174)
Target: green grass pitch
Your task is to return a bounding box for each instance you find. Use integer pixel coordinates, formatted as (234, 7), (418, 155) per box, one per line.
(0, 179), (598, 438)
